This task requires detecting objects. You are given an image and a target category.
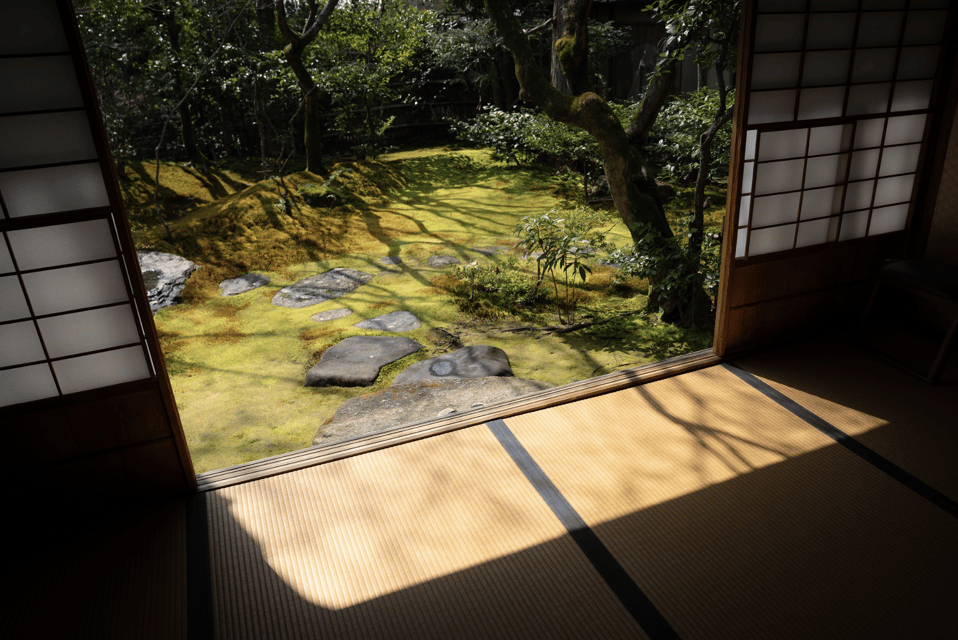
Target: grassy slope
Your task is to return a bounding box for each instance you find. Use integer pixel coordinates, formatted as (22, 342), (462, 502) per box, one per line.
(128, 149), (718, 473)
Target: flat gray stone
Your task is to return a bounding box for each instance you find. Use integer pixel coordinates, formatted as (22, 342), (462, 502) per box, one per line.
(427, 254), (460, 268)
(311, 308), (354, 323)
(354, 310), (422, 332)
(380, 256), (402, 265)
(313, 377), (553, 443)
(472, 246), (507, 256)
(219, 273), (270, 297)
(392, 345), (513, 386)
(272, 268), (372, 308)
(137, 251), (199, 314)
(305, 336), (423, 387)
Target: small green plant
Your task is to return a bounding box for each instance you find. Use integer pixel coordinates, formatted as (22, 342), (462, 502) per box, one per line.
(297, 166), (355, 207)
(514, 206), (616, 323)
(453, 256), (546, 319)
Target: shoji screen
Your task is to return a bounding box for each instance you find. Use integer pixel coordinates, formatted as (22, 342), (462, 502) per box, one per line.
(0, 0), (194, 496)
(715, 0), (955, 354)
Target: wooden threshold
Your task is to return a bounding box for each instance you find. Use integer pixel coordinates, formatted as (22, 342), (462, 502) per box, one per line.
(196, 348), (722, 492)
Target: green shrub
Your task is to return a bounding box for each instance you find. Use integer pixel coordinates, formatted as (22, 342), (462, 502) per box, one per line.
(647, 88), (735, 185)
(452, 256), (546, 319)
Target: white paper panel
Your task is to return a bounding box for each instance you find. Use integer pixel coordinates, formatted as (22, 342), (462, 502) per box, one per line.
(53, 346), (151, 395)
(0, 0), (67, 55)
(848, 149), (881, 181)
(758, 128), (807, 161)
(897, 46), (939, 80)
(38, 304), (141, 359)
(903, 11), (947, 46)
(802, 51), (851, 87)
(739, 196), (752, 227)
(868, 203), (909, 235)
(800, 185), (844, 219)
(752, 192), (802, 227)
(21, 260), (128, 317)
(0, 236), (14, 273)
(856, 12), (903, 48)
(736, 228), (748, 258)
(839, 209), (870, 240)
(754, 159), (805, 195)
(806, 14), (856, 49)
(873, 173), (915, 206)
(0, 275), (31, 322)
(745, 130), (757, 161)
(755, 15), (805, 52)
(846, 83), (891, 116)
(0, 56), (83, 114)
(879, 144), (921, 176)
(798, 86), (845, 120)
(809, 124), (853, 155)
(0, 321), (46, 368)
(0, 364), (59, 408)
(854, 118), (886, 148)
(747, 90), (796, 124)
(0, 163), (110, 217)
(890, 80), (932, 112)
(795, 216), (840, 248)
(751, 53), (802, 90)
(0, 112), (97, 170)
(883, 114), (926, 145)
(844, 180), (875, 211)
(749, 225), (796, 256)
(742, 161), (754, 194)
(9, 219), (116, 271)
(851, 49), (897, 83)
(804, 154), (848, 189)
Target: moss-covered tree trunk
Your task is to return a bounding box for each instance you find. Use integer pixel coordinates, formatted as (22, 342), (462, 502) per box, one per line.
(276, 0), (339, 175)
(478, 0), (672, 242)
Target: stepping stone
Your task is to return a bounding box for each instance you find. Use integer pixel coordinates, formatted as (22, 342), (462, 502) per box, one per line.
(427, 254), (460, 268)
(471, 246), (507, 256)
(311, 308), (353, 323)
(313, 377), (553, 443)
(304, 336), (423, 387)
(380, 256), (402, 266)
(219, 273), (270, 297)
(272, 268), (372, 308)
(137, 251), (199, 314)
(354, 310), (422, 332)
(392, 345), (513, 386)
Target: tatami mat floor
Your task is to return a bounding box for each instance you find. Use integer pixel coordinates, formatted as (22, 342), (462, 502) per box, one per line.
(5, 337), (956, 639)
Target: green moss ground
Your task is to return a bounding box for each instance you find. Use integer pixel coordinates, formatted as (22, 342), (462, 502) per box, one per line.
(136, 148), (719, 472)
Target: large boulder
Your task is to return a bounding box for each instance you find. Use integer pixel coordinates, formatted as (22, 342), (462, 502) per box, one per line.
(272, 268), (372, 308)
(304, 336), (423, 387)
(137, 251), (198, 314)
(392, 345), (513, 386)
(314, 377), (554, 443)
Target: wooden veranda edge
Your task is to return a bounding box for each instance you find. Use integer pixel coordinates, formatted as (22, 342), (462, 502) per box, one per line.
(196, 348), (723, 492)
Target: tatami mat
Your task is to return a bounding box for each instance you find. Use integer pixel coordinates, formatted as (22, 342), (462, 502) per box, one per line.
(735, 337), (958, 501)
(206, 425), (650, 639)
(506, 364), (958, 638)
(204, 358), (958, 639)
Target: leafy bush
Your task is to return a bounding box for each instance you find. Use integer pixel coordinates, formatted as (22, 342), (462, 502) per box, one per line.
(453, 256), (546, 319)
(607, 218), (722, 319)
(647, 88), (735, 185)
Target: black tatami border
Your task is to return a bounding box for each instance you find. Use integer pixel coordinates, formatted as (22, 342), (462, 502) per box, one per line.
(185, 492), (215, 640)
(486, 418), (682, 640)
(723, 363), (958, 519)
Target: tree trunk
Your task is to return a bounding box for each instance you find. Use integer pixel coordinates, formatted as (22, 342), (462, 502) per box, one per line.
(161, 4), (207, 167)
(550, 0), (570, 94)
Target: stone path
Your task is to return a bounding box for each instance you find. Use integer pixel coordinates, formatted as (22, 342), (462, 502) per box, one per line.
(219, 273), (269, 297)
(392, 345), (513, 386)
(272, 268), (372, 308)
(427, 254), (459, 268)
(354, 310), (421, 332)
(311, 308), (353, 322)
(304, 336), (423, 387)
